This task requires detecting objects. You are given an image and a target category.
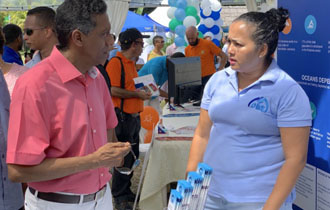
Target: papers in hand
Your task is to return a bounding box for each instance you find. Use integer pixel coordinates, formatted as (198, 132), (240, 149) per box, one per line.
(134, 74), (160, 98)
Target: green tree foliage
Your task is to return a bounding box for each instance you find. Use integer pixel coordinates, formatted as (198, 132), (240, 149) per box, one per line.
(0, 0), (63, 28)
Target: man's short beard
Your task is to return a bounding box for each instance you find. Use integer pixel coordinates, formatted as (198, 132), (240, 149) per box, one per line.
(190, 38), (199, 46)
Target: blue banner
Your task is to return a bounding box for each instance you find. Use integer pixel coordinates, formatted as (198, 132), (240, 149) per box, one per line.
(277, 1), (330, 209)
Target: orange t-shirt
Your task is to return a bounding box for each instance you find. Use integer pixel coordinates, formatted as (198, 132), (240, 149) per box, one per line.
(185, 38), (221, 77)
(106, 52), (143, 114)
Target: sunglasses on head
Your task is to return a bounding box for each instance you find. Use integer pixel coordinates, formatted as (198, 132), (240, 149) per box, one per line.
(24, 27), (46, 36)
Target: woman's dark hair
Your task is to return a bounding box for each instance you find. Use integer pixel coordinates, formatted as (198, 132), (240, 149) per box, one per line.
(55, 0), (107, 50)
(234, 7), (289, 63)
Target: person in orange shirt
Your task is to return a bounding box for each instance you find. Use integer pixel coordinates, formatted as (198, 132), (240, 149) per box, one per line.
(106, 28), (151, 210)
(185, 26), (228, 88)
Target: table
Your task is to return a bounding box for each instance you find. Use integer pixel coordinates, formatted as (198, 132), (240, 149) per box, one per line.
(139, 103), (200, 210)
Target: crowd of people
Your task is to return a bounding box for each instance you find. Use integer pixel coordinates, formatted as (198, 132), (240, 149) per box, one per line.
(0, 0), (311, 210)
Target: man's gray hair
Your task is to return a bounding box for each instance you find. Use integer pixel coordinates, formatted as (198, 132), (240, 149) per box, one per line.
(55, 0), (107, 50)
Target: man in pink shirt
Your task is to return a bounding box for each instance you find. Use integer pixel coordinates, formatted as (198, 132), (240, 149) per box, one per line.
(6, 0), (130, 209)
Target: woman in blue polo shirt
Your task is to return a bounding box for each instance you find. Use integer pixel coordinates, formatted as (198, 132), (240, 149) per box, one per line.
(186, 8), (312, 210)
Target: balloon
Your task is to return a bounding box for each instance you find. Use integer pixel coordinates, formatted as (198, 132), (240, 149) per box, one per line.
(204, 17), (215, 28)
(176, 0), (187, 9)
(204, 31), (214, 40)
(175, 8), (186, 21)
(183, 16), (197, 28)
(210, 11), (220, 20)
(198, 30), (204, 38)
(144, 130), (153, 143)
(168, 0), (176, 7)
(185, 6), (197, 16)
(200, 0), (210, 10)
(175, 25), (186, 37)
(214, 32), (222, 41)
(202, 7), (212, 17)
(212, 39), (220, 46)
(210, 25), (220, 34)
(194, 15), (201, 25)
(198, 24), (208, 34)
(215, 18), (224, 27)
(211, 1), (222, 11)
(175, 36), (186, 47)
(169, 18), (182, 31)
(140, 106), (159, 130)
(167, 7), (177, 19)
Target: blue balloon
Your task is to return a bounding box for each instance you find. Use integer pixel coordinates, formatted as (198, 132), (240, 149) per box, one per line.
(210, 11), (220, 20)
(174, 8), (186, 21)
(200, 8), (207, 19)
(175, 37), (185, 47)
(176, 0), (187, 9)
(212, 39), (220, 46)
(198, 24), (208, 34)
(168, 0), (176, 7)
(210, 25), (220, 35)
(175, 25), (186, 37)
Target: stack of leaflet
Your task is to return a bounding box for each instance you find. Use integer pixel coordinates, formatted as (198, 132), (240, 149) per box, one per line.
(168, 190), (183, 210)
(187, 172), (203, 209)
(167, 162), (213, 210)
(196, 163), (213, 210)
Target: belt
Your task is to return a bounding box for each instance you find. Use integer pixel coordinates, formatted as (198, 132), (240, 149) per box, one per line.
(29, 185), (106, 204)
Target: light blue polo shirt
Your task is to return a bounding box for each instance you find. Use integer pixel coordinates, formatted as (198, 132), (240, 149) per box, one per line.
(201, 60), (312, 203)
(138, 56), (167, 87)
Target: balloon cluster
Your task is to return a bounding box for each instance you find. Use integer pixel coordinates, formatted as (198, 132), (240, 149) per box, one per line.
(198, 0), (224, 46)
(167, 0), (200, 47)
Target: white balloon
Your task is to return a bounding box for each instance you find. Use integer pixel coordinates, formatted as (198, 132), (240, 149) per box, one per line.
(201, 0), (210, 10)
(187, 0), (194, 6)
(202, 7), (212, 17)
(214, 32), (222, 40)
(204, 32), (214, 40)
(183, 16), (197, 28)
(215, 18), (224, 27)
(167, 7), (177, 19)
(204, 17), (215, 28)
(211, 1), (222, 11)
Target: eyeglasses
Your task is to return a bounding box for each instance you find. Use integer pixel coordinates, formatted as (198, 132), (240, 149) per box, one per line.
(24, 27), (46, 36)
(157, 40), (165, 44)
(115, 147), (140, 175)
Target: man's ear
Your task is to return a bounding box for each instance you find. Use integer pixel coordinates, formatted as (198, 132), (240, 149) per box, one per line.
(258, 43), (268, 58)
(44, 27), (54, 39)
(70, 29), (84, 47)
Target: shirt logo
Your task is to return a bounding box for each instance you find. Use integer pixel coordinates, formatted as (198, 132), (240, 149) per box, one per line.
(248, 97), (269, 113)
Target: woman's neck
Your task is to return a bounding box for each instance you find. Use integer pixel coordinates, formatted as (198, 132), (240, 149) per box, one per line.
(237, 60), (271, 91)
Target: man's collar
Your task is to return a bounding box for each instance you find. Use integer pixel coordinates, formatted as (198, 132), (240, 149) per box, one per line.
(49, 46), (98, 83)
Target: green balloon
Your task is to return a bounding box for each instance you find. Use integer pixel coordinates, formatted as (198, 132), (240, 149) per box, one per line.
(198, 31), (203, 38)
(194, 15), (201, 25)
(185, 6), (197, 16)
(169, 18), (182, 31)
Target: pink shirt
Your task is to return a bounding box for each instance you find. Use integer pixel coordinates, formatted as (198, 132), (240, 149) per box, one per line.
(4, 63), (29, 97)
(7, 47), (118, 194)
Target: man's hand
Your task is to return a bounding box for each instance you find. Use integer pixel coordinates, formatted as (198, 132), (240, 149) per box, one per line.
(92, 142), (131, 168)
(137, 91), (152, 100)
